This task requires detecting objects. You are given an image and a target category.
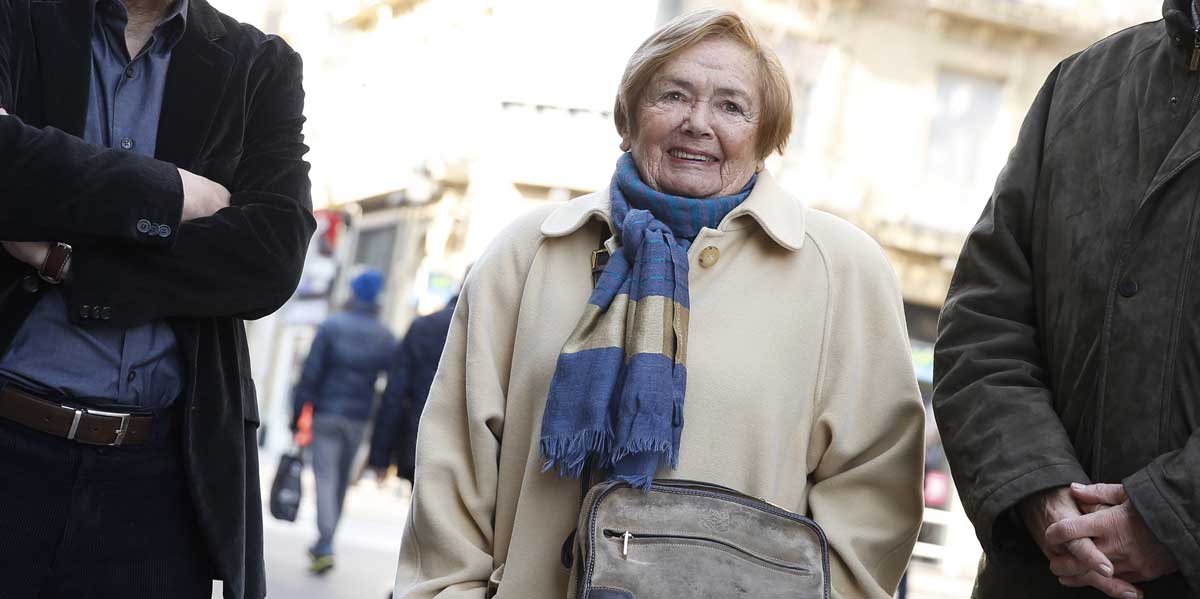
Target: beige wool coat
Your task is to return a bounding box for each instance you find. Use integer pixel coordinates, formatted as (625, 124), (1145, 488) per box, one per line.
(394, 170), (925, 599)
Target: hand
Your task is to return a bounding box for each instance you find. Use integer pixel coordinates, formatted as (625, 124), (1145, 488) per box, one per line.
(1019, 486), (1142, 598)
(1, 241), (50, 269)
(178, 168), (230, 221)
(1046, 483), (1178, 588)
(371, 467), (389, 488)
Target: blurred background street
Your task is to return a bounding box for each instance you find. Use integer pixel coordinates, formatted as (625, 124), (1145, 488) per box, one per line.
(260, 458), (405, 599)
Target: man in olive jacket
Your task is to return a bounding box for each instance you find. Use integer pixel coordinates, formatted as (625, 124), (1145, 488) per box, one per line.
(936, 1), (1200, 599)
(0, 1), (313, 597)
(934, 1), (1200, 598)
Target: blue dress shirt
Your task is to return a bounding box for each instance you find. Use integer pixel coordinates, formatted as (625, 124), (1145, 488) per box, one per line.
(0, 0), (189, 409)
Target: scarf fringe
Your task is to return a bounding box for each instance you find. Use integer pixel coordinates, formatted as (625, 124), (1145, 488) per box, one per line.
(612, 471), (655, 492)
(610, 437), (678, 470)
(540, 429), (612, 479)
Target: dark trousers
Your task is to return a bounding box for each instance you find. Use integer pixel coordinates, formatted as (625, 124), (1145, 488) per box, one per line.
(0, 414), (213, 598)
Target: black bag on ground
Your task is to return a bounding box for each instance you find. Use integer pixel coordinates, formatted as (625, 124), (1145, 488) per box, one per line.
(269, 449), (304, 522)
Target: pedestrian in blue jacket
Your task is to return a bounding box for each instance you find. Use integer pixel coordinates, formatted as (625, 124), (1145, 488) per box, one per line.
(368, 295), (457, 485)
(291, 268), (395, 574)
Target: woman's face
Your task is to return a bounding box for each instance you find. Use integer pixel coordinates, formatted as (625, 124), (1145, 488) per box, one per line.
(626, 36), (762, 198)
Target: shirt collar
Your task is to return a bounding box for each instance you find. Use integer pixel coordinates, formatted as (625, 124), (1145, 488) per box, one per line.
(93, 0), (189, 52)
(540, 169), (807, 251)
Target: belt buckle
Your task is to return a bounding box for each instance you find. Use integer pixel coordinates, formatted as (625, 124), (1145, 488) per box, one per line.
(63, 406), (132, 446)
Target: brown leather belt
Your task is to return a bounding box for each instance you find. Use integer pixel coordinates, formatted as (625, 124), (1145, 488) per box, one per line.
(0, 385), (153, 447)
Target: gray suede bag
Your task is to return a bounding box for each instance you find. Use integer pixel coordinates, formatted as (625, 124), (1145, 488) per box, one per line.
(564, 478), (831, 599)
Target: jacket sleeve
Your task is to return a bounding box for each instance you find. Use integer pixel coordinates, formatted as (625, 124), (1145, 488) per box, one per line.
(805, 234), (925, 599)
(0, 3), (183, 245)
(394, 215), (542, 598)
(1124, 430), (1200, 586)
(369, 330), (415, 469)
(61, 45), (315, 326)
(292, 321), (331, 428)
(932, 64), (1090, 557)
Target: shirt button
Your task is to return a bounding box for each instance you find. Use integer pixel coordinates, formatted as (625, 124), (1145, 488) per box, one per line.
(120, 137), (135, 150)
(127, 371), (137, 382)
(698, 246), (720, 268)
(1118, 279), (1139, 298)
(124, 65), (136, 79)
(157, 224), (172, 238)
(137, 219), (152, 233)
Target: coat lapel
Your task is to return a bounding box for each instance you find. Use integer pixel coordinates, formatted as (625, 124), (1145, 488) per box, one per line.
(155, 0), (233, 169)
(1137, 108), (1200, 215)
(29, 0), (92, 134)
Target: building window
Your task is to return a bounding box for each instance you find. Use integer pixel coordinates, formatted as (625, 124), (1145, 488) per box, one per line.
(776, 35), (827, 157)
(790, 80), (813, 152)
(354, 225), (398, 278)
(926, 69), (1004, 187)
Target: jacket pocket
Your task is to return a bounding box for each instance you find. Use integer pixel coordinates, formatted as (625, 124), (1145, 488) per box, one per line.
(241, 372), (260, 425)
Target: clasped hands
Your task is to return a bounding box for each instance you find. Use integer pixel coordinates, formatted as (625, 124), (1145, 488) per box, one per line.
(0, 106), (230, 271)
(1021, 483), (1178, 599)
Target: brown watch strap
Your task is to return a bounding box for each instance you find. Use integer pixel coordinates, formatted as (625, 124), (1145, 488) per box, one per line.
(38, 242), (72, 284)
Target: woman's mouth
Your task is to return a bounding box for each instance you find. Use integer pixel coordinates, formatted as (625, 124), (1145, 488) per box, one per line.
(668, 149), (718, 163)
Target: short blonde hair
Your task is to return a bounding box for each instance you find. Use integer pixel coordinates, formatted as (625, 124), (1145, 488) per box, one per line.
(614, 9), (794, 160)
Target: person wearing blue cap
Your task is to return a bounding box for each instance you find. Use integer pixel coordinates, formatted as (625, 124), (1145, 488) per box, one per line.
(291, 267), (396, 574)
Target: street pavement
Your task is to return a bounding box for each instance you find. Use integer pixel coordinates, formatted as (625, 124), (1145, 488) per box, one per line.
(260, 450), (408, 599)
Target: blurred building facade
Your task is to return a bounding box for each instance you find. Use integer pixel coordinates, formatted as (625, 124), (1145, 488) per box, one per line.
(220, 0), (1162, 576)
(226, 0), (1160, 327)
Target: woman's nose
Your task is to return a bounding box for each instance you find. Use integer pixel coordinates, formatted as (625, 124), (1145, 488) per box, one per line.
(681, 102), (714, 138)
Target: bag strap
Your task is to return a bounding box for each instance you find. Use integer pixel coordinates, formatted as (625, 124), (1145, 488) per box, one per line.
(590, 245), (610, 287)
(560, 233), (610, 569)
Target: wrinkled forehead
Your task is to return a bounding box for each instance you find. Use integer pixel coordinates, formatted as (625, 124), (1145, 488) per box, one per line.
(649, 38), (761, 102)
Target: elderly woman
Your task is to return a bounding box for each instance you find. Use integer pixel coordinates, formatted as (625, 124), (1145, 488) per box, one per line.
(394, 9), (923, 599)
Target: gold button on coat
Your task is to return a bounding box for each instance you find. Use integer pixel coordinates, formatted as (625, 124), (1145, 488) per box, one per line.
(698, 246), (720, 268)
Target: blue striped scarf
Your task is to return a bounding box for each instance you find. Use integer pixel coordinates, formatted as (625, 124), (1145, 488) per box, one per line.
(540, 153), (755, 489)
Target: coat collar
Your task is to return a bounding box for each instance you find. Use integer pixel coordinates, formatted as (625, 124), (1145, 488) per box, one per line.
(1164, 0), (1196, 41)
(540, 169), (807, 251)
(29, 0), (232, 165)
(153, 0), (233, 168)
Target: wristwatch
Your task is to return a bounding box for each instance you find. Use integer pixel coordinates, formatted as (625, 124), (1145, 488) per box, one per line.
(38, 242), (72, 284)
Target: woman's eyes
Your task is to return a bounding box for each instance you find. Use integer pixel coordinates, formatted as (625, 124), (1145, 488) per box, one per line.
(658, 92), (747, 116)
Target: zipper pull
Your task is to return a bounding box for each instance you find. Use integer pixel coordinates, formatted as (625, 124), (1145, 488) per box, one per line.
(1191, 30), (1200, 71)
(621, 531), (632, 559)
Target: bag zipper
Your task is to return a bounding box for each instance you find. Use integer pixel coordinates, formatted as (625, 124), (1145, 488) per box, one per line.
(579, 481), (831, 599)
(602, 529), (811, 573)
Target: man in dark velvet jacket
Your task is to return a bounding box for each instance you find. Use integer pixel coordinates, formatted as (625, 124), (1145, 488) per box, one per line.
(0, 0), (314, 598)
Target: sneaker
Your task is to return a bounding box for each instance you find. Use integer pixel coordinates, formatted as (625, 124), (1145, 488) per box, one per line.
(307, 550), (335, 575)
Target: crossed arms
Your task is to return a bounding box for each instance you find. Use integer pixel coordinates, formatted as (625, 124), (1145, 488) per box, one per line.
(0, 4), (315, 326)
